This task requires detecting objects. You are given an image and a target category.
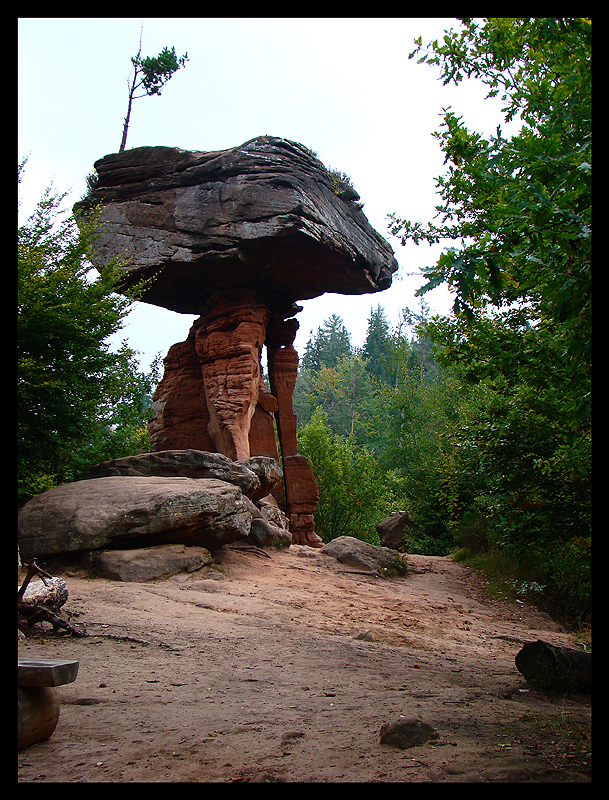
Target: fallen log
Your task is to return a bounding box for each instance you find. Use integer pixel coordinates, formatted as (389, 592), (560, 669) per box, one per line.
(515, 639), (591, 692)
(18, 559), (87, 637)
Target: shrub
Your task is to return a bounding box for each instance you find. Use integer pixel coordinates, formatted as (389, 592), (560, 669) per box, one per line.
(297, 408), (402, 544)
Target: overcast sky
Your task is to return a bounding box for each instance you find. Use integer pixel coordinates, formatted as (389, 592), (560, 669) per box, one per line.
(18, 17), (509, 370)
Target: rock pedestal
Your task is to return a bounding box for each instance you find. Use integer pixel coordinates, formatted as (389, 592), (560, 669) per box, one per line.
(149, 290), (321, 545)
(76, 136), (399, 547)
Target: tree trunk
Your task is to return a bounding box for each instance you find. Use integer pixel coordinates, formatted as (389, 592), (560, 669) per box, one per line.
(515, 639), (591, 692)
(120, 88), (135, 152)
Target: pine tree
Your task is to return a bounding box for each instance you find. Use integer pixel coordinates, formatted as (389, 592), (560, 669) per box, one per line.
(119, 25), (188, 152)
(361, 305), (394, 385)
(301, 314), (353, 372)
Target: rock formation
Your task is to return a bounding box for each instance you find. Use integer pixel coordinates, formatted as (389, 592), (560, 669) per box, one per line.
(376, 510), (417, 550)
(18, 451), (291, 562)
(75, 136), (398, 546)
(18, 476), (252, 559)
(320, 536), (408, 577)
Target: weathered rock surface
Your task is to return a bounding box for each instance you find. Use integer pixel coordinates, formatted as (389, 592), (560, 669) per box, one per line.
(74, 136), (399, 547)
(244, 498), (292, 549)
(81, 544), (213, 583)
(147, 333), (216, 453)
(18, 477), (251, 559)
(320, 536), (407, 577)
(147, 300), (321, 545)
(376, 510), (416, 550)
(194, 290), (271, 461)
(236, 456), (284, 501)
(20, 577), (69, 610)
(85, 449), (261, 494)
(75, 136), (398, 314)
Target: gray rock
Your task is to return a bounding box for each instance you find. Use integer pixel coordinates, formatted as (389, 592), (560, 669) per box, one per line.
(243, 497), (292, 548)
(18, 477), (251, 559)
(85, 449), (260, 496)
(74, 136), (398, 315)
(379, 719), (439, 749)
(82, 544), (212, 582)
(20, 577), (69, 610)
(376, 510), (416, 550)
(256, 498), (290, 531)
(236, 456), (283, 500)
(320, 536), (407, 577)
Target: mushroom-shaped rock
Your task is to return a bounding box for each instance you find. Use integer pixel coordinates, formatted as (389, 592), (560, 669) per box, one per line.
(75, 136), (398, 314)
(73, 136), (399, 548)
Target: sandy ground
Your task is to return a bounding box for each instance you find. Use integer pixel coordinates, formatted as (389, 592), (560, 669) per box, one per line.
(17, 543), (591, 783)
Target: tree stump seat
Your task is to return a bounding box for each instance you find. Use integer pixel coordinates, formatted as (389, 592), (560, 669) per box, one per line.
(18, 659), (79, 750)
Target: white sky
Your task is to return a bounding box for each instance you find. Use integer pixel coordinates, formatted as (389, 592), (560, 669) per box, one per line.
(18, 17), (509, 370)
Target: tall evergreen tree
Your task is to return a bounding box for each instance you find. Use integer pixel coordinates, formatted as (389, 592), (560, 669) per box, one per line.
(301, 314), (353, 372)
(361, 305), (394, 385)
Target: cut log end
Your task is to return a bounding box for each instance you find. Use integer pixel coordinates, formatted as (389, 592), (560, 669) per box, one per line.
(515, 639), (591, 692)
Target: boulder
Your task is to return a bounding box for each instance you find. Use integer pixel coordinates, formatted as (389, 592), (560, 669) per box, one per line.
(320, 536), (407, 577)
(19, 577), (68, 610)
(18, 477), (251, 559)
(256, 496), (290, 531)
(376, 510), (416, 550)
(85, 449), (261, 494)
(243, 497), (291, 549)
(81, 544), (213, 582)
(75, 136), (398, 314)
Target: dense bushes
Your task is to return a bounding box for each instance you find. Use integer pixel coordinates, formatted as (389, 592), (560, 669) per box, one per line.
(297, 407), (405, 544)
(294, 300), (591, 626)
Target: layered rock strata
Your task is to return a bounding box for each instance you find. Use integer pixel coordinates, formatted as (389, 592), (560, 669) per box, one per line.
(75, 136), (398, 546)
(75, 136), (398, 312)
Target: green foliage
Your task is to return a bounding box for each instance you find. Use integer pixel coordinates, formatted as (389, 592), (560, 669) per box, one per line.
(300, 314), (353, 372)
(295, 296), (590, 621)
(120, 27), (189, 151)
(327, 168), (363, 208)
(18, 164), (161, 506)
(379, 18), (591, 625)
(297, 408), (404, 544)
(361, 305), (395, 385)
(134, 46), (189, 97)
(389, 19), (591, 420)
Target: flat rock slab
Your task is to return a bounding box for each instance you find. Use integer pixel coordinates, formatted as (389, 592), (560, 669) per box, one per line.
(75, 136), (398, 314)
(85, 449), (261, 493)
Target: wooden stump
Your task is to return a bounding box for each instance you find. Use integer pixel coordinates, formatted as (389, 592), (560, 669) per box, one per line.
(18, 687), (60, 750)
(17, 659), (79, 750)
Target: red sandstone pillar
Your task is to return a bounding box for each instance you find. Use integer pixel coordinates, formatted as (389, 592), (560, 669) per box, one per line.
(194, 290), (270, 461)
(266, 316), (322, 547)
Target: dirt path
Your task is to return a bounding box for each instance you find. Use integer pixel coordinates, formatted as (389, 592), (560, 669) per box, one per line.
(17, 544), (591, 783)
